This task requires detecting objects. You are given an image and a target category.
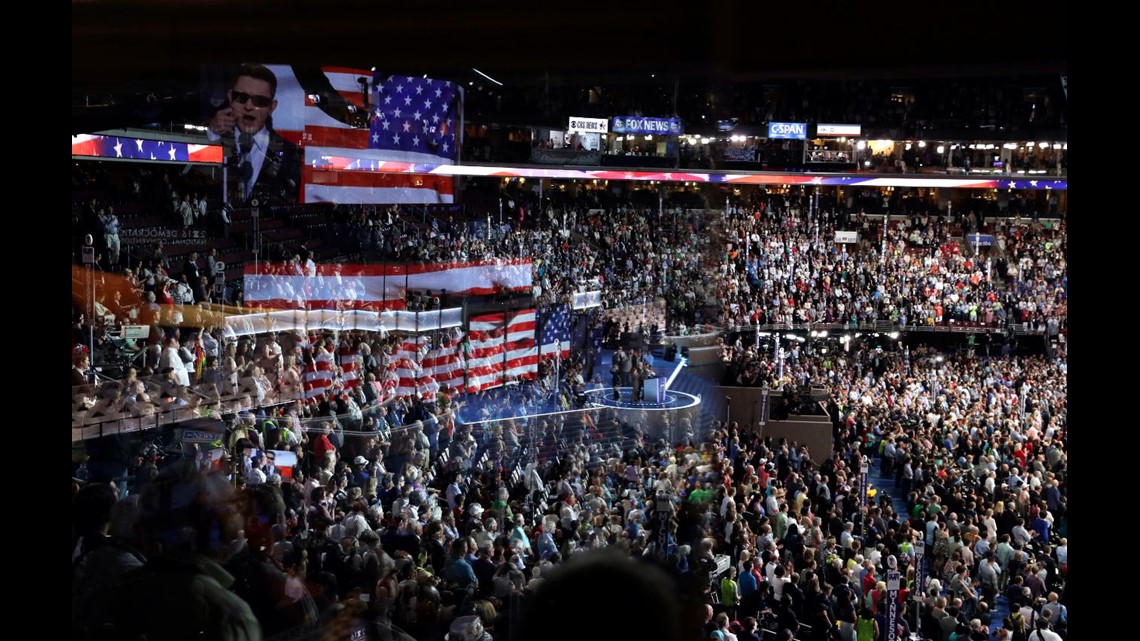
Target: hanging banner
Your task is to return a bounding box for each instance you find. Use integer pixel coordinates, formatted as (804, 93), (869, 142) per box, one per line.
(72, 134), (224, 164)
(567, 116), (609, 134)
(966, 233), (995, 247)
(815, 123), (862, 137)
(886, 569), (901, 641)
(611, 116), (683, 135)
(120, 227), (211, 246)
(913, 540), (926, 596)
(767, 122), (807, 140)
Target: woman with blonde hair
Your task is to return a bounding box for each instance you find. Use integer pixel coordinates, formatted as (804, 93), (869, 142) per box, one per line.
(278, 353), (303, 401)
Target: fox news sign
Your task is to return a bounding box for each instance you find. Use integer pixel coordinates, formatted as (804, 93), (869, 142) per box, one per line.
(768, 122), (808, 140)
(611, 116), (684, 135)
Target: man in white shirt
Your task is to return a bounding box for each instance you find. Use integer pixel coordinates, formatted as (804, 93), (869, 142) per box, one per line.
(720, 486), (737, 519)
(158, 335), (191, 387)
(342, 502), (372, 540)
(246, 452), (267, 485)
(1028, 618), (1063, 641)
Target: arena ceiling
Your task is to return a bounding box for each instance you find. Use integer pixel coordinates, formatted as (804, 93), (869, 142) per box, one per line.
(73, 0), (1067, 96)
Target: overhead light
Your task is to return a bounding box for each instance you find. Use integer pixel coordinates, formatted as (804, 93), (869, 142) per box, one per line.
(856, 140), (866, 150)
(700, 138), (710, 144)
(644, 135), (653, 140)
(1052, 143), (1062, 149)
(936, 145), (945, 154)
(471, 68), (503, 86)
(918, 141), (926, 148)
(888, 332), (899, 339)
(1038, 142), (1049, 148)
(905, 143), (912, 150)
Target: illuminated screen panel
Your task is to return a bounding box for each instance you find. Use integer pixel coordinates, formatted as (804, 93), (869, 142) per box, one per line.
(342, 161), (1068, 190)
(71, 134), (223, 164)
(201, 64), (462, 206)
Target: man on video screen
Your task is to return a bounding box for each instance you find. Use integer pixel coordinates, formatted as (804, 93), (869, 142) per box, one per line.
(207, 64), (302, 206)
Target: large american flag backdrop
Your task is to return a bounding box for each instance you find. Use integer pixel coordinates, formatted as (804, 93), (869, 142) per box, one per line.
(299, 308), (548, 402)
(297, 306), (560, 402)
(238, 65), (461, 204)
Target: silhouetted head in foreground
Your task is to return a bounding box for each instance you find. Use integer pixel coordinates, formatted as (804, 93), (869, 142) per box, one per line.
(518, 549), (702, 641)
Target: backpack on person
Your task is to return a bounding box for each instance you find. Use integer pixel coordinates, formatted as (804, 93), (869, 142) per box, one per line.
(1008, 611), (1030, 641)
(933, 535), (950, 558)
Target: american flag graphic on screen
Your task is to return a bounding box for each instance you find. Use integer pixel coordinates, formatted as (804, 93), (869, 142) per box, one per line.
(538, 304), (571, 361)
(368, 73), (459, 161)
(254, 65), (462, 204)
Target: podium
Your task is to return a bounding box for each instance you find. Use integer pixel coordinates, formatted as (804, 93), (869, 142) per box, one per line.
(643, 376), (666, 404)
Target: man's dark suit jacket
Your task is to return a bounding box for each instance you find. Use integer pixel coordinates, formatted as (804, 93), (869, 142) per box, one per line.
(230, 129), (303, 206)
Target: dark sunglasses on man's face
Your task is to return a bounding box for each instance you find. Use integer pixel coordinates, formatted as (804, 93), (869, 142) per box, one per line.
(231, 91), (273, 108)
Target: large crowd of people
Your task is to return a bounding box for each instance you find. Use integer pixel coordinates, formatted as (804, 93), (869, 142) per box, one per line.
(72, 330), (1068, 641)
(73, 157), (1069, 641)
(716, 204), (1066, 335)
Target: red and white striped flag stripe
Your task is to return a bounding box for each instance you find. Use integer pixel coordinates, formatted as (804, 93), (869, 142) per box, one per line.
(302, 349), (335, 399)
(394, 358), (423, 397)
(339, 345), (362, 389)
(395, 335), (430, 364)
(422, 340), (466, 392)
(318, 66), (371, 109)
(466, 310), (537, 393)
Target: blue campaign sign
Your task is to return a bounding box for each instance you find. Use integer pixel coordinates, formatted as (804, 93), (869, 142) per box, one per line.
(181, 430), (218, 443)
(886, 570), (901, 641)
(611, 116), (684, 135)
(767, 122), (808, 140)
(968, 233), (995, 247)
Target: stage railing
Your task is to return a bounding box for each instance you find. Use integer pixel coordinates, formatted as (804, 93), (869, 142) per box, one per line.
(221, 307), (464, 337)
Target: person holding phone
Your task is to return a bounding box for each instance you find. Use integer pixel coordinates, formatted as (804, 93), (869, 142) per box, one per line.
(207, 63), (302, 206)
